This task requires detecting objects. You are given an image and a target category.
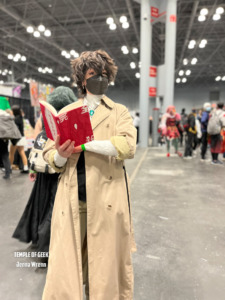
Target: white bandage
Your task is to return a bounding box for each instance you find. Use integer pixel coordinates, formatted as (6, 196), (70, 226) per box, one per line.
(85, 140), (118, 156)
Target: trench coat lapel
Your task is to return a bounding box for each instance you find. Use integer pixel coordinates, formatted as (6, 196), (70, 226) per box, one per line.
(91, 95), (114, 131)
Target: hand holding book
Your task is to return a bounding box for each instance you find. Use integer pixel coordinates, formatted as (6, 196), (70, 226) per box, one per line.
(55, 135), (82, 158)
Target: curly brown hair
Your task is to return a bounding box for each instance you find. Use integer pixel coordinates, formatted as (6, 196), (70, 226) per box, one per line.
(71, 49), (118, 97)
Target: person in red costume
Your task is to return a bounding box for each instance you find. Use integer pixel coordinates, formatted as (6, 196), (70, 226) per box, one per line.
(160, 105), (182, 157)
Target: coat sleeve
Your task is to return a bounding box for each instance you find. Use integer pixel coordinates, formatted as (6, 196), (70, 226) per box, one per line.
(110, 105), (137, 160)
(42, 139), (67, 173)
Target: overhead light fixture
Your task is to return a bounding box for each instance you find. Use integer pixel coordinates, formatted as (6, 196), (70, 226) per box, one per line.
(132, 47), (138, 54)
(213, 14), (221, 21)
(8, 71), (12, 75)
(182, 78), (187, 83)
(183, 58), (188, 65)
(110, 82), (115, 86)
(198, 15), (206, 22)
(179, 70), (184, 76)
(13, 57), (19, 62)
(122, 22), (129, 29)
(188, 44), (195, 49)
(191, 58), (198, 65)
(222, 76), (225, 81)
(201, 39), (207, 44)
(119, 16), (127, 23)
(130, 62), (136, 69)
(38, 67), (43, 72)
(44, 29), (51, 37)
(186, 70), (191, 76)
(21, 56), (26, 61)
(109, 23), (117, 30)
(33, 31), (41, 38)
(199, 43), (205, 48)
(27, 26), (34, 33)
(61, 50), (67, 56)
(70, 50), (76, 56)
(0, 80), (4, 84)
(38, 24), (45, 32)
(135, 72), (140, 79)
(123, 48), (129, 54)
(8, 54), (13, 60)
(215, 76), (221, 81)
(15, 53), (21, 59)
(106, 17), (114, 25)
(65, 53), (71, 59)
(200, 8), (208, 15)
(176, 78), (181, 83)
(121, 46), (128, 52)
(216, 7), (224, 15)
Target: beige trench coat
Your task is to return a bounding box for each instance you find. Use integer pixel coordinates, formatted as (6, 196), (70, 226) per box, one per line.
(42, 96), (137, 300)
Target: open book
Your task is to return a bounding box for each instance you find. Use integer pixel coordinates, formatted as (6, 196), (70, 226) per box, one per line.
(39, 101), (94, 146)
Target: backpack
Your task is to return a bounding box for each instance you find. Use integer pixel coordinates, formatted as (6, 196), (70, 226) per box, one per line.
(207, 111), (222, 135)
(29, 131), (55, 174)
(181, 114), (189, 131)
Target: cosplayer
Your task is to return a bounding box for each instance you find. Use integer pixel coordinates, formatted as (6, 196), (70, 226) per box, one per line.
(13, 87), (77, 253)
(160, 105), (182, 157)
(42, 50), (137, 300)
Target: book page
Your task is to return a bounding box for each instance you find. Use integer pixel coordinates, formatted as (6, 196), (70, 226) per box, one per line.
(39, 101), (57, 116)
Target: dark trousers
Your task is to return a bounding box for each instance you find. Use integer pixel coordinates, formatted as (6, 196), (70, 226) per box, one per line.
(0, 139), (11, 177)
(184, 132), (195, 157)
(212, 153), (219, 161)
(201, 132), (208, 159)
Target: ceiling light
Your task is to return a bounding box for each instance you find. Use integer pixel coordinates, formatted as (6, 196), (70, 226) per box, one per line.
(179, 70), (184, 76)
(139, 62), (141, 68)
(198, 15), (206, 22)
(0, 70), (1, 74)
(74, 52), (79, 58)
(33, 31), (41, 38)
(61, 50), (67, 56)
(109, 23), (117, 30)
(190, 40), (196, 45)
(49, 68), (53, 73)
(130, 62), (136, 69)
(8, 71), (12, 75)
(135, 72), (140, 79)
(65, 53), (71, 59)
(2, 72), (6, 76)
(132, 47), (138, 54)
(215, 76), (221, 81)
(110, 82), (115, 86)
(222, 76), (225, 81)
(213, 14), (221, 21)
(4, 69), (8, 73)
(123, 48), (129, 54)
(216, 7), (224, 14)
(122, 22), (129, 29)
(188, 44), (195, 49)
(8, 54), (13, 60)
(200, 8), (208, 15)
(13, 57), (19, 62)
(38, 24), (45, 32)
(183, 58), (188, 65)
(182, 78), (187, 83)
(70, 50), (76, 56)
(21, 56), (26, 61)
(38, 67), (43, 72)
(15, 53), (21, 59)
(27, 26), (34, 33)
(106, 17), (114, 25)
(42, 69), (46, 73)
(191, 58), (198, 64)
(44, 29), (51, 37)
(0, 80), (4, 84)
(186, 70), (191, 76)
(24, 78), (28, 82)
(121, 46), (128, 52)
(120, 16), (127, 23)
(199, 43), (205, 48)
(201, 39), (207, 44)
(176, 78), (181, 83)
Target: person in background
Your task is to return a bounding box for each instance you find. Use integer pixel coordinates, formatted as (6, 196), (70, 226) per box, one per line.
(179, 108), (188, 146)
(194, 110), (202, 153)
(12, 86), (77, 255)
(184, 109), (197, 159)
(210, 102), (225, 165)
(9, 105), (29, 173)
(0, 96), (11, 114)
(34, 116), (43, 139)
(133, 112), (140, 144)
(160, 105), (182, 157)
(200, 102), (211, 161)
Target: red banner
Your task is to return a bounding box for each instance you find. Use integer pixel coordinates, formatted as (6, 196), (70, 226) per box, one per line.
(149, 87), (157, 97)
(151, 7), (158, 18)
(170, 15), (177, 22)
(149, 67), (157, 77)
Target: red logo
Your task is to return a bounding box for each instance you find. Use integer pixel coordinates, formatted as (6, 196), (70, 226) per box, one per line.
(170, 15), (177, 22)
(149, 87), (157, 97)
(149, 66), (157, 77)
(151, 7), (159, 18)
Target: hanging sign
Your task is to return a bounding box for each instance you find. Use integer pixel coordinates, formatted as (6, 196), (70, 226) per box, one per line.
(170, 15), (177, 22)
(149, 87), (157, 97)
(149, 66), (157, 77)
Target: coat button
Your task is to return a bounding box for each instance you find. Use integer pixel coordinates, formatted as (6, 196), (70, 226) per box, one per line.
(109, 176), (112, 180)
(106, 124), (109, 128)
(62, 211), (65, 216)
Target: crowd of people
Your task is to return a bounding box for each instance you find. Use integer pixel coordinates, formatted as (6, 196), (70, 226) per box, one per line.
(159, 102), (225, 164)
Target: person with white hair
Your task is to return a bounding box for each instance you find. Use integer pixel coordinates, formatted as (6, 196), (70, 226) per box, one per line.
(200, 102), (211, 161)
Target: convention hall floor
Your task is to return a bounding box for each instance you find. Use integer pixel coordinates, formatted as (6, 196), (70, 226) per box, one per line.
(1, 146), (225, 300)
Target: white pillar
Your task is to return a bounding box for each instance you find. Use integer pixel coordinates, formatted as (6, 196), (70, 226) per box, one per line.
(139, 0), (152, 148)
(163, 0), (177, 112)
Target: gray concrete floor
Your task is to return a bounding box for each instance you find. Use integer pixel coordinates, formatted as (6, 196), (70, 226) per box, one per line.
(1, 147), (225, 300)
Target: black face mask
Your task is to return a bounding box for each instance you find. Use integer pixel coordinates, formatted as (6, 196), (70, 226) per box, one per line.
(86, 74), (108, 95)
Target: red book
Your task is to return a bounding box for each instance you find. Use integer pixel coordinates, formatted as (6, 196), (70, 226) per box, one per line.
(39, 101), (94, 146)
